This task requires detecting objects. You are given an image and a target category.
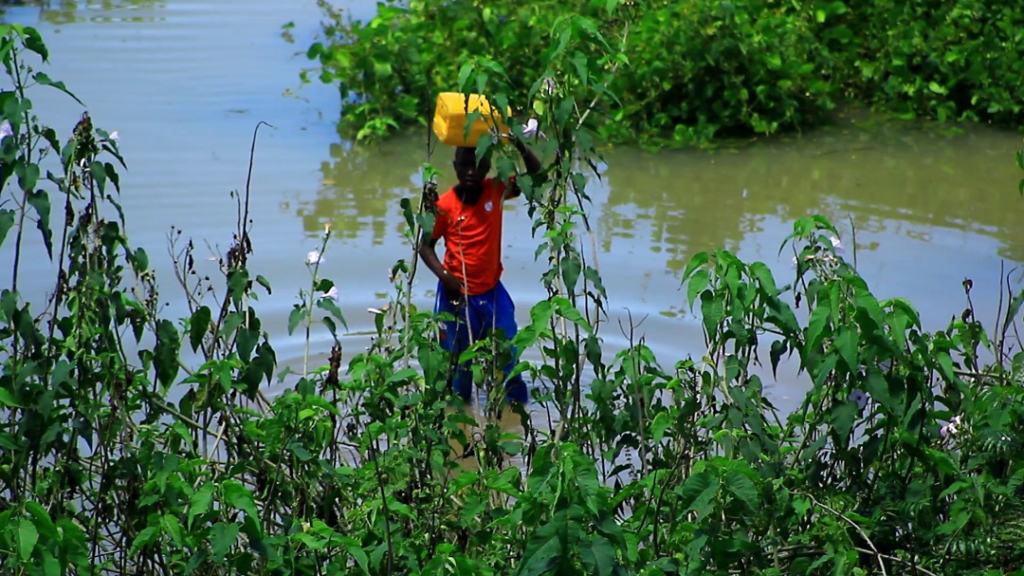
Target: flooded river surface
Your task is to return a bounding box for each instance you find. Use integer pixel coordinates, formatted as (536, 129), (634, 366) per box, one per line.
(3, 0), (1024, 412)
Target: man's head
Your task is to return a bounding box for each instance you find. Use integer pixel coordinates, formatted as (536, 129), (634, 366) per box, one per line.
(454, 147), (491, 189)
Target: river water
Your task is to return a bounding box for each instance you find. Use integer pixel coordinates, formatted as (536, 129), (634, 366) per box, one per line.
(2, 0), (1024, 413)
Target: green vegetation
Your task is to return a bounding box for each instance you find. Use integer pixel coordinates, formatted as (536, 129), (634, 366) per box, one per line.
(303, 0), (1024, 145)
(4, 18), (1024, 576)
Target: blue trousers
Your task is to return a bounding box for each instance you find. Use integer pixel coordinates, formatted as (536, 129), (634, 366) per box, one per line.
(435, 280), (528, 404)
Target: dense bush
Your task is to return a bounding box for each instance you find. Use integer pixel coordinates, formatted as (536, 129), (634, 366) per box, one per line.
(816, 0), (1024, 124)
(303, 0), (1024, 145)
(4, 20), (1024, 576)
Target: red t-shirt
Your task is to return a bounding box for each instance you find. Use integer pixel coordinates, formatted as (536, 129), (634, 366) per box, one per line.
(431, 176), (517, 295)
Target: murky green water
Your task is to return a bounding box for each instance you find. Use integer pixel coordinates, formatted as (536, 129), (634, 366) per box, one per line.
(3, 1), (1023, 411)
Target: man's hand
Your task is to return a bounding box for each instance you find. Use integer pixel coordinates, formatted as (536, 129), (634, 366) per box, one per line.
(440, 270), (465, 304)
(419, 236), (465, 304)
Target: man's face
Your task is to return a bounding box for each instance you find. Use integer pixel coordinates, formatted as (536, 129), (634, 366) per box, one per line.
(454, 149), (491, 188)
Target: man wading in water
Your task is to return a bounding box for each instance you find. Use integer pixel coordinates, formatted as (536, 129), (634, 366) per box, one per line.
(418, 138), (542, 404)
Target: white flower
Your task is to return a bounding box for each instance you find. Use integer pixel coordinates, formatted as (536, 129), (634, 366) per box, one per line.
(848, 389), (868, 409)
(521, 118), (545, 139)
(109, 130), (119, 142)
(305, 250), (323, 265)
(829, 235), (843, 253)
(321, 285), (339, 302)
(0, 120), (12, 142)
(542, 77), (557, 96)
(367, 307), (385, 315)
(940, 415), (963, 439)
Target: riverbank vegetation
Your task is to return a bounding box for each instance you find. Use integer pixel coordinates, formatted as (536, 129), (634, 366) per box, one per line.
(4, 18), (1024, 576)
(303, 0), (1024, 146)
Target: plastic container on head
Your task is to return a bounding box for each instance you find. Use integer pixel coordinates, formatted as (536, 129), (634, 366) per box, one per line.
(432, 92), (511, 148)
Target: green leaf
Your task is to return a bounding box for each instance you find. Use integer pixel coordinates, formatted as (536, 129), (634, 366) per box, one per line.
(386, 368), (419, 384)
(255, 275), (272, 294)
(572, 52), (589, 87)
(26, 189), (52, 259)
(41, 550), (59, 576)
(24, 502), (57, 540)
(346, 541), (371, 574)
(0, 387), (22, 408)
(934, 350), (956, 383)
(210, 522), (240, 558)
(322, 316), (338, 340)
(651, 411), (671, 443)
(88, 161), (107, 194)
(288, 305), (307, 335)
(189, 483), (216, 527)
(831, 400), (858, 440)
(400, 197), (415, 231)
(584, 266), (606, 299)
(677, 472), (718, 516)
(723, 470), (758, 510)
(474, 133), (492, 165)
(806, 305), (830, 350)
(132, 247), (149, 273)
(316, 297), (348, 330)
(189, 306), (211, 353)
(236, 322), (259, 363)
(580, 536), (615, 576)
(749, 261), (778, 295)
(161, 514), (183, 546)
(686, 269), (709, 309)
(682, 251), (710, 284)
(0, 208), (15, 247)
(23, 27), (48, 60)
(487, 467), (521, 496)
(16, 162), (39, 192)
(517, 517), (564, 576)
(227, 269), (249, 303)
(154, 319), (181, 388)
(19, 518), (39, 562)
(457, 62), (474, 93)
(561, 254), (581, 292)
(415, 212), (435, 236)
(700, 290), (725, 338)
(770, 340), (787, 378)
(219, 311), (243, 338)
(33, 71), (83, 105)
(105, 161), (122, 191)
(130, 526), (159, 555)
(222, 480), (260, 528)
(863, 368), (895, 413)
(833, 325), (858, 372)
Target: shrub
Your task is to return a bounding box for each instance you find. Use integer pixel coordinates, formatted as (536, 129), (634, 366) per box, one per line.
(303, 0), (1024, 145)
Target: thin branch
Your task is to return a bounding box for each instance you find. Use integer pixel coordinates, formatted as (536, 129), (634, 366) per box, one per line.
(801, 493), (888, 576)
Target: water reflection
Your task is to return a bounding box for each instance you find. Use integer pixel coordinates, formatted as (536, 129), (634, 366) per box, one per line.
(298, 115), (1024, 276)
(297, 136), (427, 244)
(0, 0), (165, 25)
(599, 114), (1024, 270)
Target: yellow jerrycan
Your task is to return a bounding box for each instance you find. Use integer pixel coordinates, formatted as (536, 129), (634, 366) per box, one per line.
(432, 92), (511, 148)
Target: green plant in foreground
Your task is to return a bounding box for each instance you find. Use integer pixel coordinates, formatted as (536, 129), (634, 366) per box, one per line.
(4, 21), (1024, 576)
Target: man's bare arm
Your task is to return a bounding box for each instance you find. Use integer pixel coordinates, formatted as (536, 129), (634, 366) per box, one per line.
(418, 235), (463, 296)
